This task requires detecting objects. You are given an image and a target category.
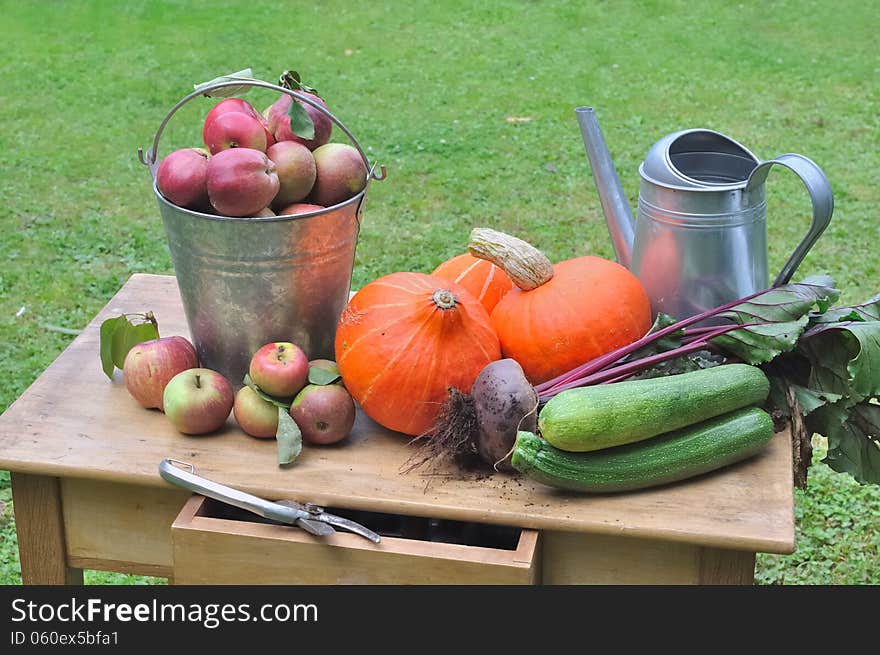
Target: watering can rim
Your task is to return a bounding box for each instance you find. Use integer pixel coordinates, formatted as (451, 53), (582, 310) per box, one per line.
(639, 127), (762, 193)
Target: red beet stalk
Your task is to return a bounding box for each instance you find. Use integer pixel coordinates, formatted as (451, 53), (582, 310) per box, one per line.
(533, 289), (766, 395)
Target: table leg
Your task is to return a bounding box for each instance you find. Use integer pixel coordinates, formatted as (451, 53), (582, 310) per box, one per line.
(11, 473), (83, 585)
(698, 547), (755, 584)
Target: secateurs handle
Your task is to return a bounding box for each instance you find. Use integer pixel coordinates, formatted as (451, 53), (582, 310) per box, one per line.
(158, 459), (380, 542)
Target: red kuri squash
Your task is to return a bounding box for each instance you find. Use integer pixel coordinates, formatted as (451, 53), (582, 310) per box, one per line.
(469, 228), (652, 385)
(335, 271), (502, 436)
(432, 253), (514, 313)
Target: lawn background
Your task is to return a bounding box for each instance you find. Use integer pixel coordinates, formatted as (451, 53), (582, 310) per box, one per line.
(1, 0), (877, 584)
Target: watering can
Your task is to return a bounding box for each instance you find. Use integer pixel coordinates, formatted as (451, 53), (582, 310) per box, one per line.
(575, 107), (834, 319)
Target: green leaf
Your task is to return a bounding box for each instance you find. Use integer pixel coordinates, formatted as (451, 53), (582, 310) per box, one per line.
(308, 366), (340, 385)
(810, 292), (880, 324)
(276, 407), (303, 465)
(718, 275), (839, 326)
(287, 100), (315, 140)
(711, 317), (809, 364)
(99, 314), (159, 378)
(193, 68), (262, 98)
(279, 70), (318, 96)
(99, 315), (127, 378)
(800, 321), (880, 405)
(110, 320), (159, 369)
(243, 374), (292, 409)
(810, 401), (880, 484)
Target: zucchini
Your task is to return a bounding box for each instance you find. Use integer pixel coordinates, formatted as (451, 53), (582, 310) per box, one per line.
(512, 407), (774, 493)
(539, 363), (769, 452)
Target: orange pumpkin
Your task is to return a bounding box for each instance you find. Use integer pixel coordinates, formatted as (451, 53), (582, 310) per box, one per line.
(335, 271), (501, 435)
(432, 253), (514, 313)
(469, 228), (652, 385)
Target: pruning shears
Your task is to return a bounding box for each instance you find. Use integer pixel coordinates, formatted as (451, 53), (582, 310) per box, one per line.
(159, 459), (381, 543)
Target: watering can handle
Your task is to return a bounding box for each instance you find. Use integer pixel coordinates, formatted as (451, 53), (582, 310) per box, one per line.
(136, 78), (386, 185)
(746, 153), (833, 286)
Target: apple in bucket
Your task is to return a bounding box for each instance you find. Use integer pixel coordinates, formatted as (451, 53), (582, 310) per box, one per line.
(123, 336), (199, 411)
(163, 368), (234, 435)
(266, 91), (332, 151)
(249, 342), (309, 397)
(203, 111), (269, 154)
(267, 140), (316, 208)
(277, 202), (324, 216)
(203, 98), (274, 153)
(206, 148), (280, 217)
(156, 148), (211, 211)
(308, 143), (367, 207)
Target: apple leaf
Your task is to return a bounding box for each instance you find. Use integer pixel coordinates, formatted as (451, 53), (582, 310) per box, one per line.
(99, 313), (160, 379)
(243, 374), (292, 409)
(276, 407), (303, 465)
(279, 70), (319, 96)
(308, 366), (340, 386)
(111, 320), (159, 369)
(287, 101), (315, 140)
(193, 68), (263, 98)
(99, 316), (127, 378)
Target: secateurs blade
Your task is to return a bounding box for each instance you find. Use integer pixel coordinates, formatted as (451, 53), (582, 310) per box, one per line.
(158, 459), (381, 543)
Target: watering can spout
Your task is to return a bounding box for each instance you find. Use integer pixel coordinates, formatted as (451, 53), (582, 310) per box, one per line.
(575, 106), (635, 268)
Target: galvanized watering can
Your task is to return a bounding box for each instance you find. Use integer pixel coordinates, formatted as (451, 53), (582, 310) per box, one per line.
(139, 80), (385, 386)
(576, 107), (833, 319)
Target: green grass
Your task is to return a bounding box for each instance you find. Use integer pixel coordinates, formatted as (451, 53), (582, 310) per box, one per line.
(0, 0), (878, 585)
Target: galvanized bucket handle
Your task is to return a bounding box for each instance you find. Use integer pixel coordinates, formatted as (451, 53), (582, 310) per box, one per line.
(137, 79), (386, 189)
(746, 153), (833, 286)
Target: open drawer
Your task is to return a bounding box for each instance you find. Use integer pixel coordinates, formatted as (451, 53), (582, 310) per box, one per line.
(171, 495), (541, 585)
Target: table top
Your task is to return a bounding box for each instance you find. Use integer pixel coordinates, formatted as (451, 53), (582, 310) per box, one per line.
(0, 274), (795, 553)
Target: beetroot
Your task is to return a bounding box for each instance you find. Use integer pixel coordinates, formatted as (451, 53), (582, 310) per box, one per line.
(404, 359), (537, 473)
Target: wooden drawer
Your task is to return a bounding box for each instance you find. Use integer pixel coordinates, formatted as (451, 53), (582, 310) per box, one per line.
(171, 495), (540, 585)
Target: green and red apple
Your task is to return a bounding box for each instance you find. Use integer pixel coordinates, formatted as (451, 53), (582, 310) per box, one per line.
(308, 143), (367, 207)
(233, 386), (278, 438)
(163, 368), (234, 435)
(289, 383), (355, 445)
(248, 342), (309, 397)
(267, 140), (316, 208)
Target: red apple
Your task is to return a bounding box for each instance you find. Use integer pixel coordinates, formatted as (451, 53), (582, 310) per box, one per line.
(123, 336), (199, 411)
(289, 383), (355, 445)
(267, 141), (316, 208)
(233, 386), (278, 438)
(156, 148), (211, 211)
(266, 92), (332, 151)
(248, 342), (309, 398)
(203, 98), (274, 150)
(203, 111), (268, 154)
(276, 202), (324, 216)
(163, 368), (234, 435)
(308, 143), (367, 207)
(206, 148), (280, 217)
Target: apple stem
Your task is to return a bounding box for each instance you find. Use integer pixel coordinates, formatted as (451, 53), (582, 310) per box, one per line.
(195, 374), (201, 389)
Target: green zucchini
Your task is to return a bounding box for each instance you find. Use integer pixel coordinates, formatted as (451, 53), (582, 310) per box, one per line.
(512, 406), (774, 493)
(539, 363), (769, 452)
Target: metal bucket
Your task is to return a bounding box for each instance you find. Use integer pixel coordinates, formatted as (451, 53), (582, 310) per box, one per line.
(138, 79), (385, 386)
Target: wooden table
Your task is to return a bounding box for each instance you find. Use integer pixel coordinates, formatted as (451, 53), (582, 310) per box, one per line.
(0, 274), (795, 585)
